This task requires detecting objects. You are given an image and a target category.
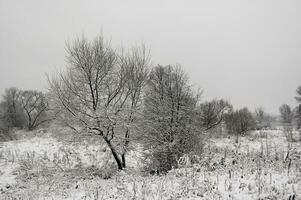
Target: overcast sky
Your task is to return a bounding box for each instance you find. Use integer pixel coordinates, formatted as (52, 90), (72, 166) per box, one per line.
(0, 0), (300, 114)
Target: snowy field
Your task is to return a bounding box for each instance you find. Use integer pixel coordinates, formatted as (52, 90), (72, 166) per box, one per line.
(0, 129), (301, 200)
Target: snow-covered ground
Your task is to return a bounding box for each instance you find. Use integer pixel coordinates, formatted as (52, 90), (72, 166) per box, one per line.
(0, 129), (300, 199)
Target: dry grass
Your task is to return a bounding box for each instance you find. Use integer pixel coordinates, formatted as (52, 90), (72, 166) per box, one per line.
(0, 129), (301, 199)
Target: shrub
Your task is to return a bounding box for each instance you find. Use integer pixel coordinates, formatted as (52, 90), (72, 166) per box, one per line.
(141, 65), (201, 173)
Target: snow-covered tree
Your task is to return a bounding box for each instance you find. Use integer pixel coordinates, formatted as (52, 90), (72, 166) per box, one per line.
(49, 35), (150, 170)
(279, 104), (293, 124)
(198, 99), (232, 131)
(141, 65), (201, 173)
(20, 90), (50, 130)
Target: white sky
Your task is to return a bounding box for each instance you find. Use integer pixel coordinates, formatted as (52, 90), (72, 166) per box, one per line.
(0, 0), (301, 114)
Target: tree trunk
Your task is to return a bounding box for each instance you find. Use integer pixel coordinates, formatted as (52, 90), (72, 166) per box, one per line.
(121, 128), (130, 168)
(121, 153), (126, 168)
(104, 137), (123, 170)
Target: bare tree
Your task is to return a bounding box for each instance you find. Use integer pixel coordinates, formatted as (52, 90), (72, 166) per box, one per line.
(20, 90), (51, 130)
(254, 107), (276, 129)
(225, 107), (256, 143)
(279, 104), (293, 124)
(49, 35), (150, 170)
(255, 107), (265, 129)
(0, 87), (26, 131)
(255, 107), (264, 121)
(141, 65), (201, 173)
(198, 99), (232, 131)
